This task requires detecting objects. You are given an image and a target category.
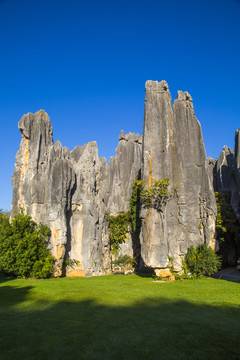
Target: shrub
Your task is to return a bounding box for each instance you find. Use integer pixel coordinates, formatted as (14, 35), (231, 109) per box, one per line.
(185, 244), (221, 277)
(132, 178), (177, 213)
(0, 211), (54, 278)
(112, 255), (136, 270)
(107, 212), (130, 253)
(64, 257), (80, 268)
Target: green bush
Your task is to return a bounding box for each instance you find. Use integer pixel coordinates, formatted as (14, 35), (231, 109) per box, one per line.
(112, 255), (136, 269)
(0, 211), (54, 278)
(107, 212), (130, 253)
(185, 244), (221, 277)
(64, 257), (80, 268)
(132, 178), (177, 213)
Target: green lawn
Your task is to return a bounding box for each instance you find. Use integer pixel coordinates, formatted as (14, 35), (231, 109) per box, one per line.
(0, 275), (239, 360)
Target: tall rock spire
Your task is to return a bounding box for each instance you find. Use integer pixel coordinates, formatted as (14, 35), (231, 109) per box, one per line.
(11, 81), (217, 276)
(140, 80), (217, 271)
(11, 110), (54, 222)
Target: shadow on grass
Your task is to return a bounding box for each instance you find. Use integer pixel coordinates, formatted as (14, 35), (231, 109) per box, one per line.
(0, 284), (239, 360)
(0, 274), (15, 284)
(0, 284), (33, 308)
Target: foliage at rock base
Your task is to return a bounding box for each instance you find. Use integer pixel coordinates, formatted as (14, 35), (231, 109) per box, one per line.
(0, 211), (54, 278)
(185, 244), (221, 277)
(112, 255), (136, 271)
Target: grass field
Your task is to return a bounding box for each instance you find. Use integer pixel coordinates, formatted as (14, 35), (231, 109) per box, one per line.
(0, 275), (239, 360)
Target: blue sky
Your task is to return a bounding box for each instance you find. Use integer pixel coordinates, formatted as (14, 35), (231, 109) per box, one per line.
(0, 0), (240, 210)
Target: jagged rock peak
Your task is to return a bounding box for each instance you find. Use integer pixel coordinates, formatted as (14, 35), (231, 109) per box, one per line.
(177, 90), (192, 102)
(140, 78), (217, 271)
(176, 90), (194, 111)
(55, 140), (62, 148)
(118, 130), (142, 144)
(145, 80), (171, 98)
(18, 110), (53, 141)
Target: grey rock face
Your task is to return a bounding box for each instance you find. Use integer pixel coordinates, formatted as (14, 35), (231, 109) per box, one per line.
(213, 143), (240, 219)
(105, 131), (142, 257)
(11, 80), (217, 276)
(12, 110), (53, 223)
(11, 111), (142, 276)
(11, 111), (76, 276)
(214, 146), (235, 192)
(140, 80), (217, 271)
(67, 141), (111, 277)
(106, 131), (142, 215)
(212, 134), (240, 266)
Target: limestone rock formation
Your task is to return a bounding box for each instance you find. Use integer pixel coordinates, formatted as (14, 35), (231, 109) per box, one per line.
(12, 110), (54, 223)
(211, 131), (240, 266)
(213, 140), (240, 220)
(105, 131), (142, 257)
(140, 81), (217, 271)
(11, 80), (217, 276)
(11, 111), (142, 276)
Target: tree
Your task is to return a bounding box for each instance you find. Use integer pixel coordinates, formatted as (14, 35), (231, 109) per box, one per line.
(0, 211), (54, 278)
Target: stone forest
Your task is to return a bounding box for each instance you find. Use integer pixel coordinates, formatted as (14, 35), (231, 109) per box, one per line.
(10, 80), (240, 277)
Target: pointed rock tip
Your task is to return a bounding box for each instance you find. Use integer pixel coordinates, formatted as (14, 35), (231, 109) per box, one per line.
(118, 130), (142, 143)
(145, 80), (169, 92)
(177, 91), (193, 102)
(34, 109), (50, 121)
(55, 140), (62, 148)
(118, 130), (126, 140)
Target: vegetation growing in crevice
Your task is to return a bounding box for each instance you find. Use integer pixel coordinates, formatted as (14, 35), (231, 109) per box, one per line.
(107, 212), (131, 253)
(129, 177), (142, 235)
(135, 178), (173, 212)
(132, 177), (178, 214)
(108, 177), (174, 271)
(64, 257), (80, 268)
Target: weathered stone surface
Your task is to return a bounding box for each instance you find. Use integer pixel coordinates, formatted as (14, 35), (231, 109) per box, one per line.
(11, 80), (218, 277)
(211, 131), (240, 266)
(11, 112), (142, 276)
(105, 131), (142, 257)
(11, 110), (53, 223)
(214, 146), (235, 192)
(213, 143), (240, 220)
(67, 141), (111, 276)
(154, 269), (172, 278)
(106, 131), (142, 215)
(140, 80), (217, 271)
(206, 157), (217, 190)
